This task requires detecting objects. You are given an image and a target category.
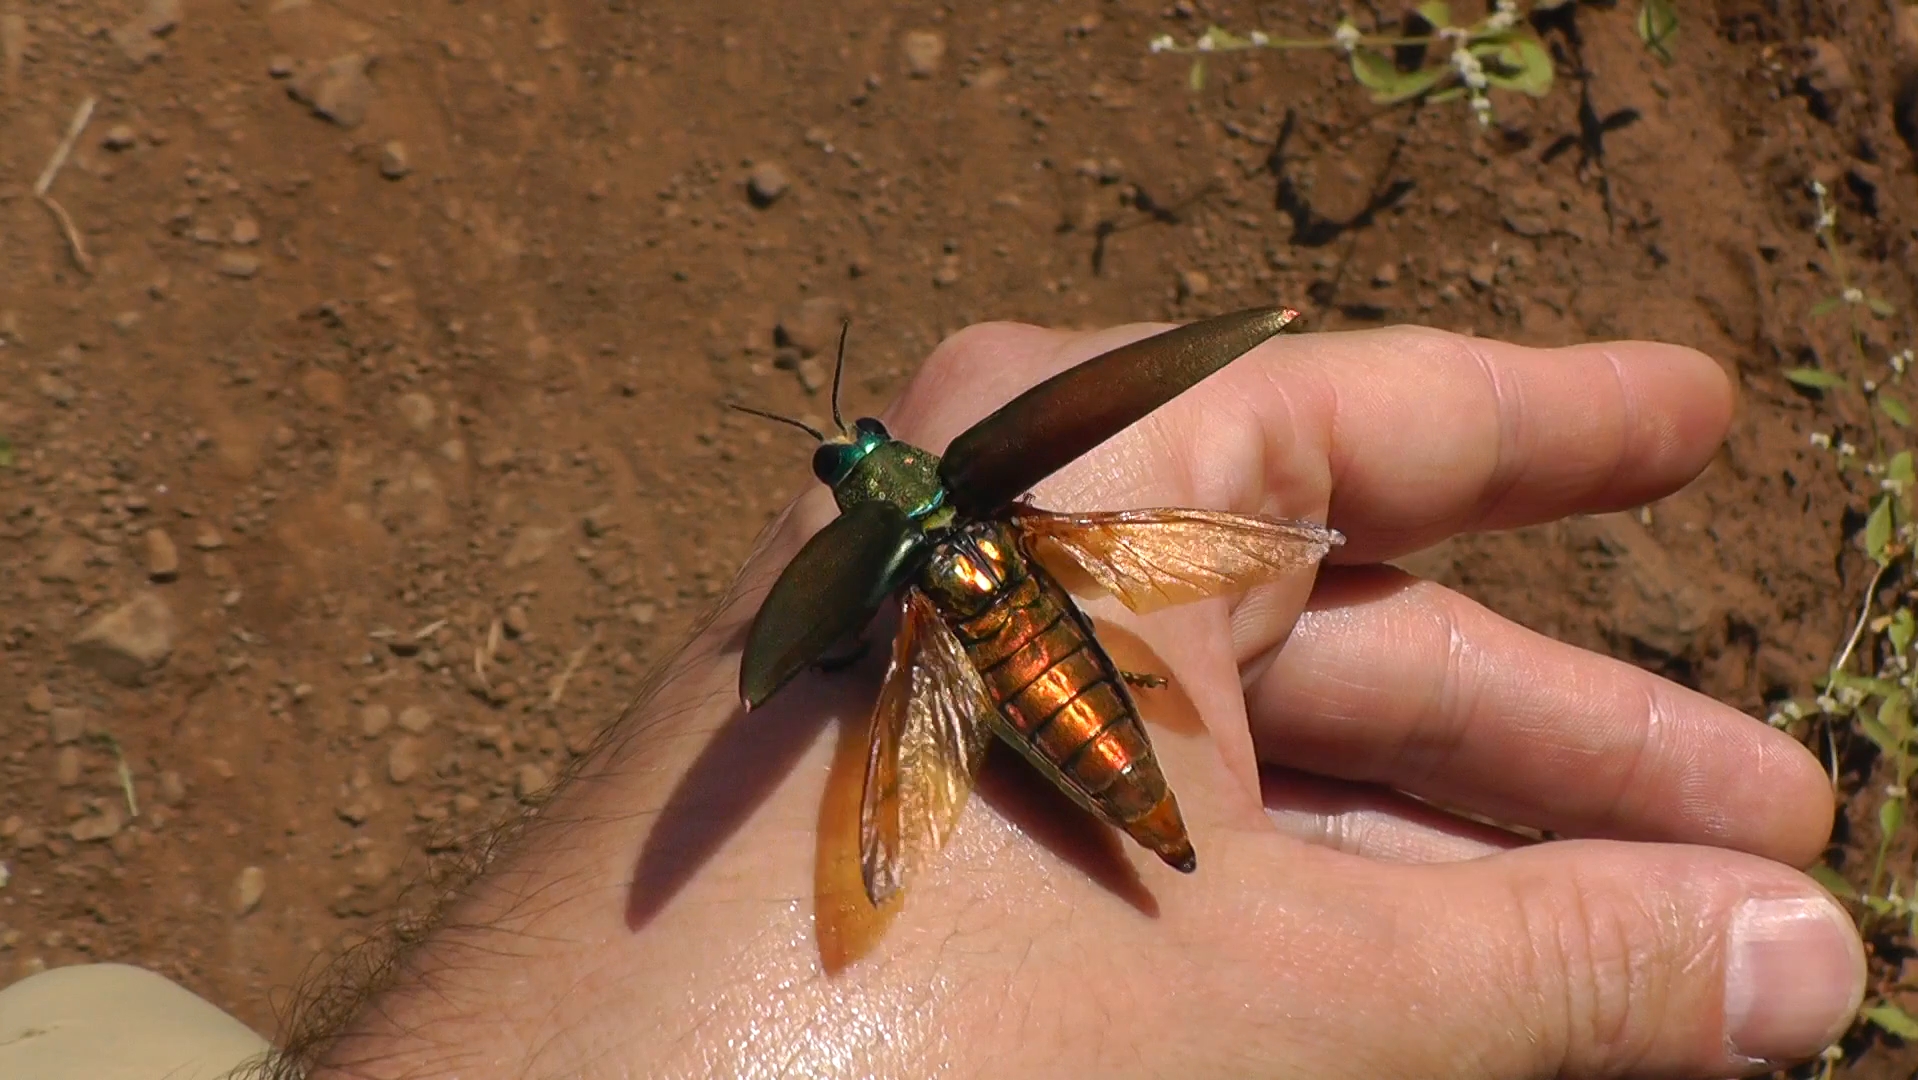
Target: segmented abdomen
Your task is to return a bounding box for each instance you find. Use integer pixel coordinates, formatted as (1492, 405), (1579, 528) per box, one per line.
(949, 563), (1191, 863)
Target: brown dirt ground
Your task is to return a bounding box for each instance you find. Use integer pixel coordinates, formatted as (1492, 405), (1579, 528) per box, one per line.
(3, 0), (1917, 1076)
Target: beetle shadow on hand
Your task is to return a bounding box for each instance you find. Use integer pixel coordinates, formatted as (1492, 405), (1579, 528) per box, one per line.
(623, 615), (852, 934)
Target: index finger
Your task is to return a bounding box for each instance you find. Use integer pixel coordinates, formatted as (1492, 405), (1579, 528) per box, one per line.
(888, 321), (1734, 565)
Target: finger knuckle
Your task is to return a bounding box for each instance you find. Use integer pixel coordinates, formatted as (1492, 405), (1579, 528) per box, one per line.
(1509, 867), (1673, 1075)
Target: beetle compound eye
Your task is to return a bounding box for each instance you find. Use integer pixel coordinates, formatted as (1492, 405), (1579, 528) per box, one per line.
(854, 417), (889, 439)
(812, 443), (852, 484)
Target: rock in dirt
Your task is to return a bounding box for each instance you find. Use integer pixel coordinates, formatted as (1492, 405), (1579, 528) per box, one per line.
(218, 253), (261, 279)
(112, 0), (180, 64)
(515, 762), (550, 802)
(359, 704), (392, 737)
(1501, 184), (1558, 238)
(69, 592), (176, 686)
(53, 747), (81, 787)
(48, 709), (86, 746)
(775, 295), (851, 357)
(70, 805), (123, 842)
(288, 54), (375, 128)
(144, 528), (179, 582)
(234, 866), (266, 916)
(902, 30), (946, 78)
(380, 141), (411, 179)
(157, 770), (186, 805)
(397, 705), (433, 734)
(387, 736), (422, 784)
(396, 392), (437, 433)
(504, 524), (563, 568)
(230, 216), (260, 246)
(102, 125), (138, 151)
(746, 162), (789, 207)
(44, 542), (97, 583)
(1800, 39), (1854, 112)
(24, 684), (53, 715)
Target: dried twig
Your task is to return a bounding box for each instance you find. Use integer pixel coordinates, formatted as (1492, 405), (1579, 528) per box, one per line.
(35, 95), (97, 274)
(547, 630), (598, 707)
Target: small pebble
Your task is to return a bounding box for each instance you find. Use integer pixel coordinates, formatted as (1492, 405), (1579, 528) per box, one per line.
(397, 705), (432, 734)
(102, 124), (137, 151)
(746, 162), (789, 207)
(217, 253), (260, 279)
(230, 216), (260, 246)
(268, 54), (295, 78)
(235, 866), (265, 916)
(387, 737), (422, 784)
(1177, 268), (1211, 299)
(360, 704), (392, 737)
(53, 747), (81, 787)
(902, 30), (946, 78)
(380, 140), (410, 179)
(24, 685), (53, 715)
(48, 709), (86, 745)
(145, 528), (179, 581)
(515, 762), (550, 802)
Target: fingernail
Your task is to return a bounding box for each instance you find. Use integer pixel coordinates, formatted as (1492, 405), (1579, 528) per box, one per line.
(1723, 894), (1865, 1065)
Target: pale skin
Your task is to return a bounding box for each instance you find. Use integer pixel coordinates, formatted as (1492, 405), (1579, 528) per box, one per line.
(306, 321), (1865, 1080)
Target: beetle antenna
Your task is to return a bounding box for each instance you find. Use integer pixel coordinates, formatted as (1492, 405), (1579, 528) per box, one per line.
(829, 319), (851, 436)
(728, 403), (826, 442)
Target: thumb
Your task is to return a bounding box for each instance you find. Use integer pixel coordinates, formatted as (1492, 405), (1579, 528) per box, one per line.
(1400, 841), (1865, 1078)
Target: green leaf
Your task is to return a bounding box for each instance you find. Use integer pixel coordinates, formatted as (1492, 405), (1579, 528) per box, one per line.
(1349, 48), (1399, 93)
(1892, 607), (1916, 657)
(1417, 1), (1453, 29)
(1867, 894), (1897, 914)
(1882, 692), (1912, 743)
(0, 436), (12, 469)
(1188, 58), (1207, 92)
(1808, 864), (1858, 898)
(1881, 795), (1905, 841)
(1882, 395), (1914, 428)
(1636, 0), (1679, 64)
(1866, 1003), (1918, 1041)
(1870, 296), (1899, 319)
(1811, 295), (1845, 318)
(1484, 37), (1554, 97)
(1867, 494), (1895, 565)
(1429, 86), (1466, 102)
(1784, 367), (1848, 389)
(1892, 451), (1916, 486)
(1808, 863), (1859, 899)
(1861, 713), (1900, 756)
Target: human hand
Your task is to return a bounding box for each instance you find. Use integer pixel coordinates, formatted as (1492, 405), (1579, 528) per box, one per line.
(307, 319), (1863, 1080)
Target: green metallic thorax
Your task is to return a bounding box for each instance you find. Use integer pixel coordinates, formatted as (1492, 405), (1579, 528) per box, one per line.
(832, 437), (956, 530)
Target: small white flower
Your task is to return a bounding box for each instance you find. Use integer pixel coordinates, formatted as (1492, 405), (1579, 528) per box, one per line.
(1816, 693), (1841, 713)
(1811, 179), (1828, 198)
(1864, 378), (1879, 393)
(1452, 47), (1489, 90)
(1844, 286), (1866, 305)
(1839, 685), (1868, 708)
(1333, 20), (1361, 54)
(1838, 440), (1860, 458)
(1249, 30), (1270, 46)
(1196, 33), (1216, 52)
(1149, 34), (1177, 54)
(1810, 432), (1833, 449)
(1889, 783), (1909, 800)
(1893, 350), (1913, 374)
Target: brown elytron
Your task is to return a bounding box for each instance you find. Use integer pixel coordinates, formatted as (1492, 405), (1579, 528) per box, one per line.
(920, 518), (1192, 870)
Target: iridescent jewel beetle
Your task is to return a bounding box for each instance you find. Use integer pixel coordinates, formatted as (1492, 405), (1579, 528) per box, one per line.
(736, 307), (1343, 905)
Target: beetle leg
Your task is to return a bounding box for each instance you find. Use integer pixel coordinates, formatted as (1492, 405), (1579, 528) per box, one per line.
(1122, 670), (1168, 690)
